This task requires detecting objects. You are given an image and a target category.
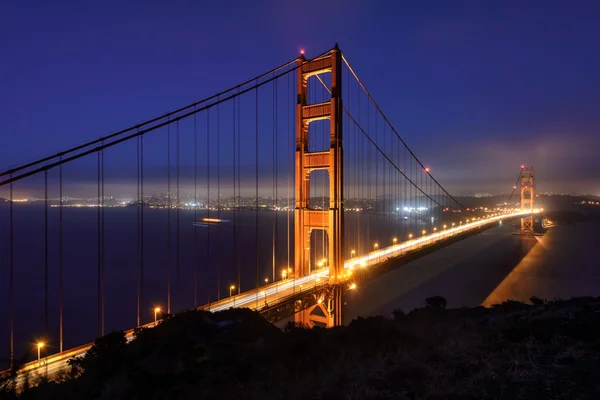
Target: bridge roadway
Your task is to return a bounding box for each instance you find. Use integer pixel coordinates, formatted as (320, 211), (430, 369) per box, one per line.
(6, 210), (533, 384)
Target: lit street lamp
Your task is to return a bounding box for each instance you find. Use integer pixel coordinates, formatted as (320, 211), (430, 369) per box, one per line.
(393, 237), (397, 245)
(154, 307), (161, 327)
(351, 249), (355, 258)
(37, 342), (44, 362)
(260, 290), (266, 304)
(230, 285), (236, 306)
(281, 270), (287, 280)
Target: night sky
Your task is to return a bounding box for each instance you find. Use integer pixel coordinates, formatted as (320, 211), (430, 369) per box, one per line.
(1, 1), (599, 195)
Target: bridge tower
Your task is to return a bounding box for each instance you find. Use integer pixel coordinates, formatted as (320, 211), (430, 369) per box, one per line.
(520, 166), (535, 234)
(294, 47), (344, 327)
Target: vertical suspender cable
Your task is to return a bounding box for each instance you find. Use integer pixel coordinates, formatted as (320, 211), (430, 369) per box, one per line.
(101, 148), (105, 336)
(193, 110), (198, 308)
(366, 94), (370, 250)
(176, 121), (180, 311)
(97, 152), (101, 336)
(357, 78), (361, 255)
(140, 135), (145, 320)
(9, 177), (14, 369)
(404, 146), (407, 238)
(255, 84), (259, 298)
(44, 170), (48, 337)
(275, 79), (279, 276)
(272, 77), (276, 284)
(217, 104), (221, 300)
(59, 159), (63, 352)
(136, 133), (141, 326)
(167, 123), (171, 314)
(286, 71), (291, 286)
(232, 96), (237, 291)
(375, 111), (379, 246)
(321, 75), (325, 263)
(206, 110), (210, 305)
(237, 91), (241, 291)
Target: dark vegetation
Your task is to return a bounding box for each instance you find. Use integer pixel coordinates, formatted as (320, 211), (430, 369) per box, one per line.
(2, 296), (600, 399)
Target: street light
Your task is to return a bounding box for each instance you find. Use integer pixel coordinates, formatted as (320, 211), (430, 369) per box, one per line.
(408, 233), (413, 240)
(433, 227), (437, 232)
(351, 249), (355, 258)
(264, 277), (269, 286)
(229, 285), (236, 298)
(392, 237), (397, 245)
(374, 243), (378, 251)
(37, 342), (44, 362)
(443, 225), (447, 229)
(422, 230), (426, 236)
(281, 270), (287, 280)
(154, 307), (161, 327)
(260, 290), (266, 304)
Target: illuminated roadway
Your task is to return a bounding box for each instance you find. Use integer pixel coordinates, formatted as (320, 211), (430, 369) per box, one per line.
(7, 210), (536, 386)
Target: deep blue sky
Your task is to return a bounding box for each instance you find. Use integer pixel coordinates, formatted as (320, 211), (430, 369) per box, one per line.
(1, 0), (599, 195)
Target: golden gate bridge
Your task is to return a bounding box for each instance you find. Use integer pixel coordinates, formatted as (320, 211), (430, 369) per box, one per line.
(0, 45), (537, 380)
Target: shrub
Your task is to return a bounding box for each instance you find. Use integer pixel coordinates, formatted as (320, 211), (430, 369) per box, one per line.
(425, 296), (447, 309)
(530, 296), (545, 306)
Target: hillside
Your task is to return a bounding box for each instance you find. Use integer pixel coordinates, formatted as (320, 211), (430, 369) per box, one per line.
(3, 296), (600, 399)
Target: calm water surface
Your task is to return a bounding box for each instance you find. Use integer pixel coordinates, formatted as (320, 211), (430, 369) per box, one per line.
(1, 203), (598, 367)
(344, 218), (600, 322)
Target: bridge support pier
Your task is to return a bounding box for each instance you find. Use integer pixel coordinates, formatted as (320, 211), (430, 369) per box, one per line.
(295, 285), (343, 328)
(294, 47), (344, 327)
